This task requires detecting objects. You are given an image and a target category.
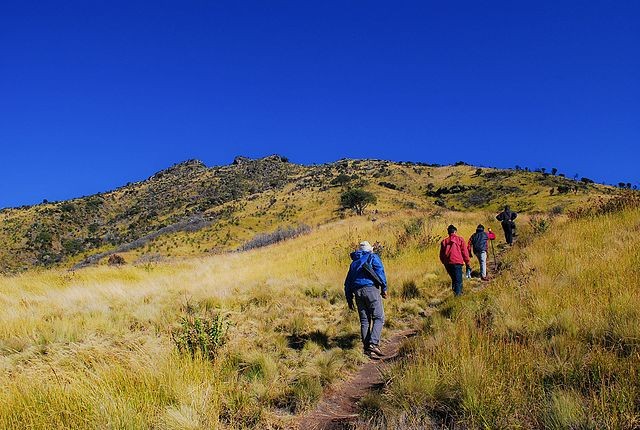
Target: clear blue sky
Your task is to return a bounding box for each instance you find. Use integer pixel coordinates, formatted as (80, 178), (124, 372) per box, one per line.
(1, 1), (638, 208)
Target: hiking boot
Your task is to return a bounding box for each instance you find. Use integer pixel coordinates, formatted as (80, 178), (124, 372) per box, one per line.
(481, 277), (489, 281)
(363, 348), (379, 359)
(367, 344), (385, 357)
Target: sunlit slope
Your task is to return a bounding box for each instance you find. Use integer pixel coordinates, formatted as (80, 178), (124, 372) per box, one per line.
(2, 188), (636, 428)
(370, 201), (640, 429)
(75, 161), (616, 266)
(0, 207), (484, 428)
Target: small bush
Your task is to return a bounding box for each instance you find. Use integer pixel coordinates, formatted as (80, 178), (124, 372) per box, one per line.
(549, 205), (564, 216)
(172, 312), (229, 361)
(378, 181), (399, 190)
(401, 281), (421, 300)
(529, 216), (551, 234)
(288, 374), (323, 413)
(107, 254), (126, 265)
(544, 390), (588, 429)
(465, 189), (494, 207)
(330, 173), (352, 187)
(397, 219), (440, 251)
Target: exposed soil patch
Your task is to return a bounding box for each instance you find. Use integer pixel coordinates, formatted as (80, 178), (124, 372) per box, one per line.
(297, 329), (418, 430)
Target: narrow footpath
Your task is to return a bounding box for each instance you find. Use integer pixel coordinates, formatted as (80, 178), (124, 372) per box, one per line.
(297, 328), (421, 430)
(298, 242), (511, 430)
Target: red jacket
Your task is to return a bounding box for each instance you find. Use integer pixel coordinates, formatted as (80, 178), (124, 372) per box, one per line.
(440, 233), (470, 265)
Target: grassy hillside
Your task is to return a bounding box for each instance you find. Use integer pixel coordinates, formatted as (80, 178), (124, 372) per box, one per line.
(0, 206), (480, 429)
(0, 156), (614, 273)
(360, 194), (640, 429)
(0, 156), (299, 271)
(0, 177), (637, 428)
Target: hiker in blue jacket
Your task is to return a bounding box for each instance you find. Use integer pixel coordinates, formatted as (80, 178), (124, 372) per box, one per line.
(344, 241), (388, 358)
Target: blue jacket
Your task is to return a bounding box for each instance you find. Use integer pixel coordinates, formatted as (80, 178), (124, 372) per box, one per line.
(344, 251), (388, 304)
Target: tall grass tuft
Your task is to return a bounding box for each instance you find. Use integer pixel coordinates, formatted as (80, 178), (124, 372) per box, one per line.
(400, 280), (421, 300)
(172, 312), (229, 361)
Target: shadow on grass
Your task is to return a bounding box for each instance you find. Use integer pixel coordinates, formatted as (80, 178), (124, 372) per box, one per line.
(286, 331), (360, 351)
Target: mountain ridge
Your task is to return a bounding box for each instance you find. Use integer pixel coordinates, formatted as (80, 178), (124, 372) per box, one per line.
(0, 156), (615, 273)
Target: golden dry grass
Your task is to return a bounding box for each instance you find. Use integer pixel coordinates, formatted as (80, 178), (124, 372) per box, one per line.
(0, 208), (488, 429)
(363, 206), (640, 429)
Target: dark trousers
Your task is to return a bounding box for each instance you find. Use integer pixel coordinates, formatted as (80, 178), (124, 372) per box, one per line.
(502, 222), (514, 245)
(445, 264), (463, 296)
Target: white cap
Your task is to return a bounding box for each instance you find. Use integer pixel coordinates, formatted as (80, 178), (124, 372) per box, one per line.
(359, 241), (374, 252)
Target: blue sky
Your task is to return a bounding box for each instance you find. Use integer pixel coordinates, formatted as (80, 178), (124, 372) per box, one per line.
(1, 1), (638, 208)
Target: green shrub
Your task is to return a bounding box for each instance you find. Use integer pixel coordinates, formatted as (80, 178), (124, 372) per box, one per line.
(172, 312), (229, 361)
(529, 215), (551, 234)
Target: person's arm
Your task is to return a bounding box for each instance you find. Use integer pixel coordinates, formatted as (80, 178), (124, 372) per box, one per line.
(496, 213), (503, 221)
(461, 237), (471, 265)
(371, 254), (388, 293)
(511, 212), (518, 220)
(344, 272), (354, 310)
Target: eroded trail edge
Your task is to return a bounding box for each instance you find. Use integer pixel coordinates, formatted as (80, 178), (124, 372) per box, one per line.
(297, 328), (418, 430)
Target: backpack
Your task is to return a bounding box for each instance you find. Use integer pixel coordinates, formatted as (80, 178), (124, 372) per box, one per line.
(361, 254), (384, 289)
(470, 232), (487, 254)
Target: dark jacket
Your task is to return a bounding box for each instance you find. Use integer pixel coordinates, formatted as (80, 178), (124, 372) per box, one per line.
(468, 228), (489, 255)
(496, 209), (517, 225)
(344, 251), (388, 304)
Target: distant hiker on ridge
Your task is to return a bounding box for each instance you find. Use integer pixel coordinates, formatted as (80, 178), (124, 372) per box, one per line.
(496, 205), (518, 245)
(344, 241), (388, 358)
(468, 224), (490, 281)
(439, 225), (471, 296)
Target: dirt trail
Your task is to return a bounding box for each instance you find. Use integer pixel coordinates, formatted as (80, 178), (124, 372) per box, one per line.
(298, 240), (511, 429)
(297, 328), (421, 430)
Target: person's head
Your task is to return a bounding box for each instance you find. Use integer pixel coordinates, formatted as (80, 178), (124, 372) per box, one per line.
(504, 205), (510, 211)
(359, 241), (374, 252)
(447, 225), (457, 235)
(476, 224), (485, 231)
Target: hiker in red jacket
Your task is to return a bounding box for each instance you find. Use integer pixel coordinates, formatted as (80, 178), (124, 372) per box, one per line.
(439, 225), (471, 296)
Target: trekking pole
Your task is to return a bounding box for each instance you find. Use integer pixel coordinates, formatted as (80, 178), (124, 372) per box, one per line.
(488, 228), (497, 268)
(490, 240), (497, 268)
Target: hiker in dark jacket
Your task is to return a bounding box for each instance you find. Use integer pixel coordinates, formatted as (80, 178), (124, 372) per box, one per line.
(496, 205), (518, 245)
(344, 241), (388, 358)
(468, 224), (489, 280)
(439, 225), (471, 296)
